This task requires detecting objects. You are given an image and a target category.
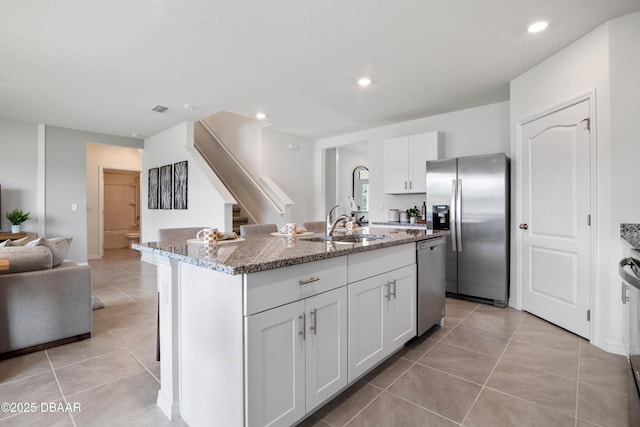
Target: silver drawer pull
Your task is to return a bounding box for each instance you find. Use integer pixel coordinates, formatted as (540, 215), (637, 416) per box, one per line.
(299, 313), (306, 340)
(299, 277), (320, 286)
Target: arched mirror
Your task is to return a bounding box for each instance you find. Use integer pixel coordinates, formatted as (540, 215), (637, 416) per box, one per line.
(352, 166), (369, 213)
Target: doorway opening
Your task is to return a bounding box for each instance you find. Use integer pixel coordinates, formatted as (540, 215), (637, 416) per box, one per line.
(101, 168), (141, 255)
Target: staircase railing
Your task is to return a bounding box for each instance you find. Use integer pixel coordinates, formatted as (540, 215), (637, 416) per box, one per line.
(194, 121), (293, 225)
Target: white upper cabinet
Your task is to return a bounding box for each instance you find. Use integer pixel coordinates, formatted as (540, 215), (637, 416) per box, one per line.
(384, 131), (442, 194)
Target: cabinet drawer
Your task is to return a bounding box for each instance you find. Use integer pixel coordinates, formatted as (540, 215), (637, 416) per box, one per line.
(244, 257), (348, 316)
(348, 243), (415, 283)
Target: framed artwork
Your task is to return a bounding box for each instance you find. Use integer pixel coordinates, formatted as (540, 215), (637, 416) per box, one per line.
(148, 168), (159, 209)
(173, 161), (188, 209)
(159, 164), (173, 209)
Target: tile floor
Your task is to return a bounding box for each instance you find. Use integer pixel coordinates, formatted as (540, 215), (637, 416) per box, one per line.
(0, 248), (633, 426)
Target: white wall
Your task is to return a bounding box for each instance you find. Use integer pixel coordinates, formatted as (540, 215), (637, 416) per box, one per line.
(44, 126), (142, 263)
(510, 12), (640, 353)
(142, 122), (230, 242)
(261, 128), (314, 223)
(0, 119), (38, 233)
(608, 11), (640, 348)
(314, 101), (510, 221)
(86, 143), (142, 259)
(203, 112), (264, 180)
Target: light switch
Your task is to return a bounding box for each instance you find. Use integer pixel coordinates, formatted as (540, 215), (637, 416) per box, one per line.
(71, 203), (78, 211)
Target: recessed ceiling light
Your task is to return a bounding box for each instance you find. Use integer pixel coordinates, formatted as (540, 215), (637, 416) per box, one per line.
(358, 77), (372, 87)
(182, 103), (194, 110)
(528, 21), (548, 33)
(256, 112), (266, 120)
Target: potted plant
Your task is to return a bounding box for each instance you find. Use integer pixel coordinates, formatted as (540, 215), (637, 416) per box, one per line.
(406, 206), (420, 224)
(6, 208), (30, 233)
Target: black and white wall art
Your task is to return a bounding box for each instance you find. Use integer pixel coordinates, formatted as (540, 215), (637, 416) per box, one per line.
(173, 161), (188, 209)
(148, 168), (159, 209)
(159, 164), (173, 209)
(148, 161), (188, 210)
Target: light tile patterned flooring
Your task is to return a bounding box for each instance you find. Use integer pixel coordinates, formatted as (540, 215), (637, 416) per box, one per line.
(0, 248), (633, 426)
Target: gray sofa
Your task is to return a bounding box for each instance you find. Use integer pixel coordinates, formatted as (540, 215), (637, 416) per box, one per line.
(0, 245), (92, 359)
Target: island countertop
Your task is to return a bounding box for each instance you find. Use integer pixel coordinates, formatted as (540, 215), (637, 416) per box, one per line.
(133, 227), (449, 275)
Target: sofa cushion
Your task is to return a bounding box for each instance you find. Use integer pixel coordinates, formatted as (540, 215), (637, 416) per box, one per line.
(0, 246), (53, 274)
(26, 237), (72, 267)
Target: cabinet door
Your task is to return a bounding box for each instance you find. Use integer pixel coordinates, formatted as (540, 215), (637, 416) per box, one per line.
(408, 132), (440, 193)
(305, 287), (348, 411)
(348, 276), (386, 382)
(387, 265), (417, 352)
(246, 300), (306, 427)
(384, 136), (409, 194)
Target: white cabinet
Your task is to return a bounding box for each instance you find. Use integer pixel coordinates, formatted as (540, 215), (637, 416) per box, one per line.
(245, 300), (306, 427)
(305, 287), (348, 410)
(348, 264), (417, 382)
(384, 131), (442, 194)
(245, 286), (348, 427)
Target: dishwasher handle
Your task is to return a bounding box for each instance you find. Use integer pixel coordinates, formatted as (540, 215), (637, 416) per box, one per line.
(418, 238), (446, 251)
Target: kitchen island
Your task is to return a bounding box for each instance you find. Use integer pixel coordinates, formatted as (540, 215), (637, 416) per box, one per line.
(134, 228), (447, 427)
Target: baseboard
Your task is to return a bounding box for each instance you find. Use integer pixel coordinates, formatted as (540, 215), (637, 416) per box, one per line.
(157, 391), (180, 421)
(591, 335), (626, 356)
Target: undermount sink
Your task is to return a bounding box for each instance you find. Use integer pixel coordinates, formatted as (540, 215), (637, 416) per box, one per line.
(302, 233), (390, 244)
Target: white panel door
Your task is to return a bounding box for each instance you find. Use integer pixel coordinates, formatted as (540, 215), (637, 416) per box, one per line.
(245, 300), (306, 427)
(305, 287), (348, 411)
(519, 99), (591, 338)
(387, 265), (417, 351)
(348, 276), (386, 382)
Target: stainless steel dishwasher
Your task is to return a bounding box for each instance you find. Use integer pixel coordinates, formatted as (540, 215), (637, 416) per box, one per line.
(417, 237), (446, 335)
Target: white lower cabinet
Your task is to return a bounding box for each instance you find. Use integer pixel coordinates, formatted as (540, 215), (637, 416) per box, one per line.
(348, 264), (417, 382)
(245, 287), (348, 427)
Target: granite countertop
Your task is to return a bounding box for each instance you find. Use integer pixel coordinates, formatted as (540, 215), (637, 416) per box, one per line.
(133, 228), (449, 275)
(621, 223), (640, 248)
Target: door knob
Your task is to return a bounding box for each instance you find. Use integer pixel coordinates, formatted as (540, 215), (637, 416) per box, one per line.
(519, 224), (528, 230)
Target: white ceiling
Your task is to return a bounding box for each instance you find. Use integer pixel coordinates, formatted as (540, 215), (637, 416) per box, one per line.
(1, 0), (639, 141)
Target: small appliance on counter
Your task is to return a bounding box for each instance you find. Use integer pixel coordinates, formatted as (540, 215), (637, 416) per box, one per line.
(388, 209), (400, 222)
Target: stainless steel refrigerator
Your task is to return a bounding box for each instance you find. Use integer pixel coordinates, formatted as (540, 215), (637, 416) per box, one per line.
(426, 153), (510, 307)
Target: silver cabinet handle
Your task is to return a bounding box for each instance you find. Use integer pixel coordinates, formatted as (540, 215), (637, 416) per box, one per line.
(309, 309), (317, 335)
(409, 181), (413, 190)
(404, 181), (408, 190)
(299, 313), (306, 340)
(299, 277), (320, 286)
(622, 282), (629, 304)
(384, 283), (390, 300)
(390, 280), (397, 299)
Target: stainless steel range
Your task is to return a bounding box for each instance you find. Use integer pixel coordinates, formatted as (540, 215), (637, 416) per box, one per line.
(620, 249), (640, 426)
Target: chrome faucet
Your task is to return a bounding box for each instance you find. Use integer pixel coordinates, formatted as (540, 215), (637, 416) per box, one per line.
(326, 204), (348, 237)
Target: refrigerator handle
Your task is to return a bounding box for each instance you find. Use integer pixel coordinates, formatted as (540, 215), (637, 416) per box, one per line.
(450, 179), (457, 252)
(456, 179), (462, 252)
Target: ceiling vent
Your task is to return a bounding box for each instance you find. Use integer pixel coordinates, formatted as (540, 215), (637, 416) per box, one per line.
(152, 105), (168, 113)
